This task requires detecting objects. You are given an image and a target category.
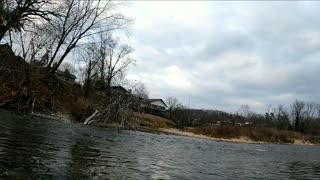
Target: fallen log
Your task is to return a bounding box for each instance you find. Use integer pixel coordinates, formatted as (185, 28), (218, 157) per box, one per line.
(0, 99), (14, 107)
(83, 109), (99, 125)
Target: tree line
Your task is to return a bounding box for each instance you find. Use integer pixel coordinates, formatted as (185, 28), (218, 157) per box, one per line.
(166, 97), (320, 135)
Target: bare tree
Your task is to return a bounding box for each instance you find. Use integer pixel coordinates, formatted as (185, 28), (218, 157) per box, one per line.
(166, 96), (183, 119)
(45, 0), (131, 74)
(83, 60), (97, 97)
(132, 82), (149, 99)
(90, 34), (135, 92)
(316, 104), (320, 118)
(0, 0), (55, 41)
(86, 33), (112, 89)
(291, 100), (305, 132)
(15, 26), (52, 65)
(105, 39), (134, 89)
(237, 104), (251, 118)
(79, 46), (99, 97)
(166, 96), (178, 111)
(305, 102), (317, 121)
(275, 105), (291, 130)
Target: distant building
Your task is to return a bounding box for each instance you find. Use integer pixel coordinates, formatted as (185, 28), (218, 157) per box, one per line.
(235, 122), (244, 126)
(142, 99), (168, 111)
(55, 69), (76, 83)
(111, 86), (130, 94)
(245, 122), (253, 126)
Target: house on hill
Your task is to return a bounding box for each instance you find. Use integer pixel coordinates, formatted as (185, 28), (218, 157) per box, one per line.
(55, 69), (76, 83)
(143, 99), (167, 111)
(111, 85), (132, 95)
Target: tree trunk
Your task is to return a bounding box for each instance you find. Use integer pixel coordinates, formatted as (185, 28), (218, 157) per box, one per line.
(105, 77), (112, 95)
(49, 44), (75, 75)
(0, 25), (7, 41)
(84, 61), (92, 97)
(84, 78), (91, 97)
(100, 58), (105, 89)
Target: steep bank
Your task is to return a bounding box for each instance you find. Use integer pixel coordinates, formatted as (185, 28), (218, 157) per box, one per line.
(0, 44), (86, 115)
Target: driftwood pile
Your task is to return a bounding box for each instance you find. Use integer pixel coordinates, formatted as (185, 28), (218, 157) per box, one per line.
(83, 95), (141, 129)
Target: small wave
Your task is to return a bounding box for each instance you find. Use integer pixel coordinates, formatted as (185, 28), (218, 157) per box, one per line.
(254, 149), (267, 152)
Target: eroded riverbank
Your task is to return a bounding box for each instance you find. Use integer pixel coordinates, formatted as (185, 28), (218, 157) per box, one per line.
(30, 110), (319, 146)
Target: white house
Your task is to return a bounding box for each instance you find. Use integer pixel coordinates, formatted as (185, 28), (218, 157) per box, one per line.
(143, 99), (168, 111)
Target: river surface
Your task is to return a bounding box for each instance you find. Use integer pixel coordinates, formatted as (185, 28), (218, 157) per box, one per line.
(0, 110), (320, 179)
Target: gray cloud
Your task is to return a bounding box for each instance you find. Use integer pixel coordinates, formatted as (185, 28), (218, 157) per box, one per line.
(126, 1), (320, 113)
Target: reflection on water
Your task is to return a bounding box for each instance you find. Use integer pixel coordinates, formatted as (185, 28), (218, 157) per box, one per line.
(0, 109), (320, 179)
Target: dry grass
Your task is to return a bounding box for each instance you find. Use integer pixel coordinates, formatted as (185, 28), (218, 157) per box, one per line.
(187, 126), (316, 144)
(304, 135), (320, 144)
(133, 112), (175, 129)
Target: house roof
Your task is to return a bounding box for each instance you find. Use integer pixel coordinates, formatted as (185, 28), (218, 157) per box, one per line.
(111, 86), (129, 93)
(145, 99), (168, 107)
(56, 70), (76, 80)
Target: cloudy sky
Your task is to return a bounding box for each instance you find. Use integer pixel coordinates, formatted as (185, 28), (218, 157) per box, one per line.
(121, 1), (320, 113)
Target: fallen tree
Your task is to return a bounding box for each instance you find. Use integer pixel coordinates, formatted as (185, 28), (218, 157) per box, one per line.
(84, 95), (141, 129)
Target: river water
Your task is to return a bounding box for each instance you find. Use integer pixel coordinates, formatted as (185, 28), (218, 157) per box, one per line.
(0, 110), (320, 179)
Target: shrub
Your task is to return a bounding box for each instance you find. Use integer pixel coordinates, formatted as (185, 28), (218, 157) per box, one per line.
(64, 97), (94, 122)
(133, 112), (175, 129)
(189, 126), (297, 143)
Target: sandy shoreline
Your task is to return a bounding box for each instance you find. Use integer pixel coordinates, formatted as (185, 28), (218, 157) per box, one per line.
(158, 128), (316, 146)
(158, 128), (266, 144)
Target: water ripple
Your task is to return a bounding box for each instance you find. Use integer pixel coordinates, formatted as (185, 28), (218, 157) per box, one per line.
(0, 109), (320, 179)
